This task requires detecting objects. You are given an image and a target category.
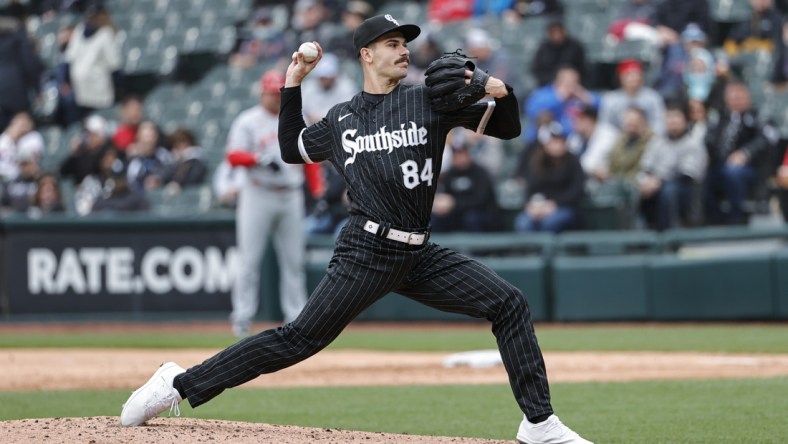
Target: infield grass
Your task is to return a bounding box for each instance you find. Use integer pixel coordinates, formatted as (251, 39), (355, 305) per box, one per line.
(0, 377), (786, 443)
(1, 324), (788, 353)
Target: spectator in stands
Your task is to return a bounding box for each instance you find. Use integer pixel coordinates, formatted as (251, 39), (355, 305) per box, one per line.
(125, 120), (172, 191)
(505, 0), (564, 21)
(61, 3), (122, 124)
(638, 102), (708, 230)
(602, 107), (657, 183)
(28, 173), (65, 216)
(426, 0), (473, 24)
(514, 122), (585, 233)
(589, 107), (658, 228)
(111, 95), (144, 152)
(706, 52), (733, 117)
(72, 146), (122, 214)
(653, 0), (713, 46)
(515, 110), (556, 180)
(682, 32), (717, 103)
(656, 23), (715, 100)
(432, 140), (498, 232)
(0, 13), (42, 131)
(770, 19), (788, 87)
(607, 0), (658, 47)
(599, 59), (666, 136)
(59, 114), (113, 185)
(229, 6), (287, 69)
(613, 0), (656, 24)
(724, 0), (783, 56)
(687, 97), (709, 141)
(39, 23), (75, 127)
(0, 145), (41, 214)
(567, 104), (619, 177)
(327, 1), (373, 60)
(301, 53), (356, 124)
(286, 0), (335, 50)
(704, 81), (775, 225)
(0, 111), (44, 182)
(465, 28), (522, 96)
(404, 31), (444, 85)
(447, 128), (506, 177)
(0, 0), (31, 22)
(531, 18), (586, 87)
(91, 159), (150, 213)
(146, 128), (207, 194)
(524, 66), (599, 144)
(472, 0), (517, 18)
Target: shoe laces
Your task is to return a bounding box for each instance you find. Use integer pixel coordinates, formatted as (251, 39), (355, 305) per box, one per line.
(142, 375), (181, 419)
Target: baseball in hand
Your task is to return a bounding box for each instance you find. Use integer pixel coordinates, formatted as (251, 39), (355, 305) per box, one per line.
(299, 42), (318, 62)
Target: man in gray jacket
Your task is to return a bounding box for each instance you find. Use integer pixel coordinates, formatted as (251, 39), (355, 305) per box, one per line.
(638, 102), (708, 230)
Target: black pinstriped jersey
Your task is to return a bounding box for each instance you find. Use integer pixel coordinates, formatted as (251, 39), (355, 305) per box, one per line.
(280, 83), (521, 230)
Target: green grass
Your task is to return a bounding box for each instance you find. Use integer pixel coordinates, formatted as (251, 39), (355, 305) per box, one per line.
(1, 378), (786, 443)
(1, 324), (788, 353)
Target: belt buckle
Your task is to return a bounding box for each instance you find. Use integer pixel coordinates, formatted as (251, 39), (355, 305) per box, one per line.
(406, 232), (415, 245)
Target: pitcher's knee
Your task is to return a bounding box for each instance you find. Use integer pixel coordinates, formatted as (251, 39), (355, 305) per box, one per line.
(275, 323), (334, 358)
(490, 286), (529, 322)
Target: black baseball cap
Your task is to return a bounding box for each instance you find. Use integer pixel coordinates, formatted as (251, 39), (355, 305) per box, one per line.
(353, 14), (420, 56)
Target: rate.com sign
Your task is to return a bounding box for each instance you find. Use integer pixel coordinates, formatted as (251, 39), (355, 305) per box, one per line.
(3, 225), (238, 315)
(28, 246), (237, 295)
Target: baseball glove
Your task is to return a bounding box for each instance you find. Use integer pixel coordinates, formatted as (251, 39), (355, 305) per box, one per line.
(424, 50), (490, 113)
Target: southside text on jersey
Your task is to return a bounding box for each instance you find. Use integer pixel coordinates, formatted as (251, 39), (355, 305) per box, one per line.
(342, 121), (428, 167)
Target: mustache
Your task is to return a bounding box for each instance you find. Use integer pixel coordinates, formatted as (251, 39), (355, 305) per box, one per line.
(396, 56), (409, 64)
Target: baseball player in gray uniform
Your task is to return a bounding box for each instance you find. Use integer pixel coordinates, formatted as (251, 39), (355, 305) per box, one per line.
(121, 14), (592, 444)
(225, 70), (308, 336)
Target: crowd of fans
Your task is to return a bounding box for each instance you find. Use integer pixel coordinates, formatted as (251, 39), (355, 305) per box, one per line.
(1, 0), (788, 235)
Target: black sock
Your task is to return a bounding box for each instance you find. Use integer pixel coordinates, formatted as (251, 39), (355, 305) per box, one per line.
(172, 375), (187, 400)
(528, 413), (552, 424)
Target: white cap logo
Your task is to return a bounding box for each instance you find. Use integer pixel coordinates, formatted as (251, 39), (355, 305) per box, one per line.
(384, 14), (399, 26)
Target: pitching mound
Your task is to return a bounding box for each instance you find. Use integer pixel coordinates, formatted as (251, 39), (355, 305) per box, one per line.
(0, 417), (512, 443)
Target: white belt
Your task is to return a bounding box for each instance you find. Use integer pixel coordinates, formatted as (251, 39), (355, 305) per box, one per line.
(363, 220), (429, 246)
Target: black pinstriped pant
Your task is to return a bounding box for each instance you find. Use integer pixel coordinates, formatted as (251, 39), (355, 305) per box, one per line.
(177, 216), (553, 420)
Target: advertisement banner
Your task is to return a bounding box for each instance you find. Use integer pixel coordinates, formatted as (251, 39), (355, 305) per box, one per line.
(3, 226), (238, 315)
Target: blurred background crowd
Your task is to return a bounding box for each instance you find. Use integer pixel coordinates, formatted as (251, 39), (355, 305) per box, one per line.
(2, 0), (788, 235)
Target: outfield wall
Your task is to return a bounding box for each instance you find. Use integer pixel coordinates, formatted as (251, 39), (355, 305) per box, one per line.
(1, 214), (787, 322)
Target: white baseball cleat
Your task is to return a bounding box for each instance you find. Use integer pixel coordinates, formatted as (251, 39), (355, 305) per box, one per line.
(120, 361), (186, 427)
(516, 414), (593, 444)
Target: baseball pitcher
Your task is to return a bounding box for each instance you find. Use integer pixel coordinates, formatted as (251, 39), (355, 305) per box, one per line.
(121, 14), (592, 444)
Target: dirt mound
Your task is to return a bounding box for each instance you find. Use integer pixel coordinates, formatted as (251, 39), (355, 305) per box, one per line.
(0, 417), (512, 443)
